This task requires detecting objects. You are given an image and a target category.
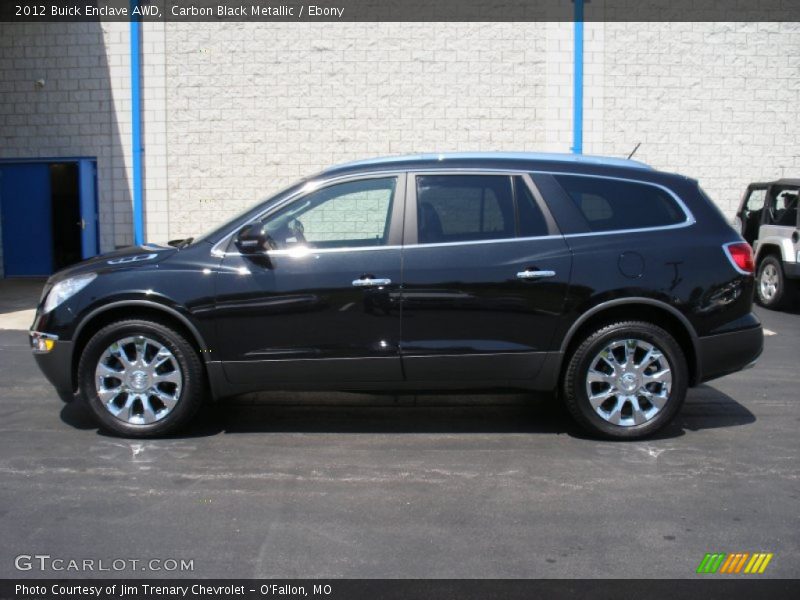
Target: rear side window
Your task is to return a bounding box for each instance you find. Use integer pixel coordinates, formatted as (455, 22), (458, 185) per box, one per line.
(416, 175), (515, 244)
(554, 175), (685, 232)
(765, 186), (799, 227)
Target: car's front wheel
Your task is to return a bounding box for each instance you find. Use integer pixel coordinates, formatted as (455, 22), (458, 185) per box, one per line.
(77, 318), (205, 437)
(563, 321), (688, 440)
(756, 255), (791, 310)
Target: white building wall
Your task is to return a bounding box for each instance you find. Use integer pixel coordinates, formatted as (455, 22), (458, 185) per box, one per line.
(585, 22), (800, 216)
(141, 21), (170, 242)
(160, 22), (552, 240)
(2, 20), (800, 276)
(0, 21), (134, 274)
(543, 21), (574, 152)
(157, 20), (800, 240)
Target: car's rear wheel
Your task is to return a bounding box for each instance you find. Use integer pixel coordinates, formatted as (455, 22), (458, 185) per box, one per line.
(563, 321), (688, 440)
(77, 319), (204, 437)
(756, 255), (791, 310)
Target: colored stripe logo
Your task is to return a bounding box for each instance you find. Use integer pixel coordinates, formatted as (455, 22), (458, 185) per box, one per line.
(696, 552), (773, 574)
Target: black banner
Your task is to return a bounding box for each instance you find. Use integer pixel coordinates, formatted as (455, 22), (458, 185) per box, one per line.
(2, 579), (800, 600)
(1, 0), (799, 22)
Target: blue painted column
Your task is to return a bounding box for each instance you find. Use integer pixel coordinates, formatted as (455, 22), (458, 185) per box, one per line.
(572, 0), (584, 155)
(130, 1), (144, 244)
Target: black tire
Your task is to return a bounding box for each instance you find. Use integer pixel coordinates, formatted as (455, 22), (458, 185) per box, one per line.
(77, 319), (205, 437)
(756, 255), (792, 310)
(563, 321), (688, 440)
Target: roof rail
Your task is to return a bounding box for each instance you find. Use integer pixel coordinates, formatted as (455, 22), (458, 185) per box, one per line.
(327, 151), (653, 172)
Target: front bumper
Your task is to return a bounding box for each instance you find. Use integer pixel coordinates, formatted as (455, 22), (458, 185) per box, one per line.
(696, 324), (764, 384)
(30, 331), (74, 400)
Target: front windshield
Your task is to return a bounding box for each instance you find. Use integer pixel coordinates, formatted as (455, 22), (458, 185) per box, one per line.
(189, 178), (310, 246)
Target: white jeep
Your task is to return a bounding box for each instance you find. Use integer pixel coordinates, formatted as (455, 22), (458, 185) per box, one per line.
(734, 179), (800, 309)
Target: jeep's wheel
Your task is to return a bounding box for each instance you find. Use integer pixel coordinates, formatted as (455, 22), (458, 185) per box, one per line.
(756, 255), (790, 310)
(563, 321), (688, 440)
(78, 319), (204, 437)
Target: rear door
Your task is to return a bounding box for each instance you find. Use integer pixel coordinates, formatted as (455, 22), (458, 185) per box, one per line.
(399, 172), (572, 386)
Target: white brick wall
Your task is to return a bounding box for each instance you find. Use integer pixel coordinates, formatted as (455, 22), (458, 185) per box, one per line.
(161, 22), (551, 239)
(586, 22), (800, 216)
(159, 20), (799, 240)
(0, 21), (134, 263)
(141, 21), (170, 242)
(1, 20), (800, 277)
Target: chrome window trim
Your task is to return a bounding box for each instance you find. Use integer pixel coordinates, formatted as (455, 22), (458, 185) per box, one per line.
(532, 170), (696, 237)
(265, 245), (404, 257)
(401, 234), (565, 250)
(211, 167), (696, 258)
(210, 170), (406, 258)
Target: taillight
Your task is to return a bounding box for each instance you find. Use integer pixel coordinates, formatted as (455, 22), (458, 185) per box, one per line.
(723, 242), (755, 275)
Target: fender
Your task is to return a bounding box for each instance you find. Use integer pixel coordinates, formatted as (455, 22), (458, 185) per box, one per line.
(73, 299), (211, 363)
(559, 296), (700, 374)
(754, 236), (795, 264)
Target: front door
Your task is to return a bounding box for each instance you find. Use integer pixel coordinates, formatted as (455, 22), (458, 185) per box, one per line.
(400, 172), (572, 385)
(215, 174), (406, 386)
(737, 185), (767, 246)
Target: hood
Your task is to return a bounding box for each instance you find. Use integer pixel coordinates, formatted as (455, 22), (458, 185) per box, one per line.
(47, 243), (178, 284)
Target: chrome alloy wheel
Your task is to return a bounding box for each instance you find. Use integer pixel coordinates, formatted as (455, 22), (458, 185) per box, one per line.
(94, 335), (183, 425)
(759, 263), (779, 301)
(584, 339), (672, 427)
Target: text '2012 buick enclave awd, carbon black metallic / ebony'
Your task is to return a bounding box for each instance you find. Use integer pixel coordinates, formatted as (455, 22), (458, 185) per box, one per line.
(30, 153), (764, 439)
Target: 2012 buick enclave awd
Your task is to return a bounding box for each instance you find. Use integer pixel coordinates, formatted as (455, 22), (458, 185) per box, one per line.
(30, 153), (764, 439)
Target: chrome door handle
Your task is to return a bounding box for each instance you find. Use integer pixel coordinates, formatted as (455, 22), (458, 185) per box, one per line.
(516, 269), (556, 280)
(352, 277), (392, 287)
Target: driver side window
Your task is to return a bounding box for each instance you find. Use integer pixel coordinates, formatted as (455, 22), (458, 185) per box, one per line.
(261, 177), (397, 249)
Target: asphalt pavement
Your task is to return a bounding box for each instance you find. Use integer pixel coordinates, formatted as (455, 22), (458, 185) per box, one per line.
(0, 281), (797, 579)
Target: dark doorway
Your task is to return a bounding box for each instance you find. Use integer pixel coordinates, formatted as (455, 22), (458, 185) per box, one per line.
(49, 163), (82, 271)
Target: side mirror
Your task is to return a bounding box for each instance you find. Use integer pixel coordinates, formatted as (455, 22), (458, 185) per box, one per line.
(234, 223), (268, 255)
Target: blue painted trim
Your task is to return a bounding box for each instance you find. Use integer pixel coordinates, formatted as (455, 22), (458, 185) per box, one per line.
(572, 0), (584, 155)
(130, 1), (144, 245)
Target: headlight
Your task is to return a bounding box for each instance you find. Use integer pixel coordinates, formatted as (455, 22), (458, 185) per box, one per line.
(42, 273), (96, 313)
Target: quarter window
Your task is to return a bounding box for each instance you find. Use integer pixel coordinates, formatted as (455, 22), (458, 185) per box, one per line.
(260, 177), (396, 249)
(554, 175), (685, 232)
(416, 175), (515, 244)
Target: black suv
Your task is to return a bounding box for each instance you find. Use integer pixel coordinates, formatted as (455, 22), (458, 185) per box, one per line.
(30, 153), (763, 439)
